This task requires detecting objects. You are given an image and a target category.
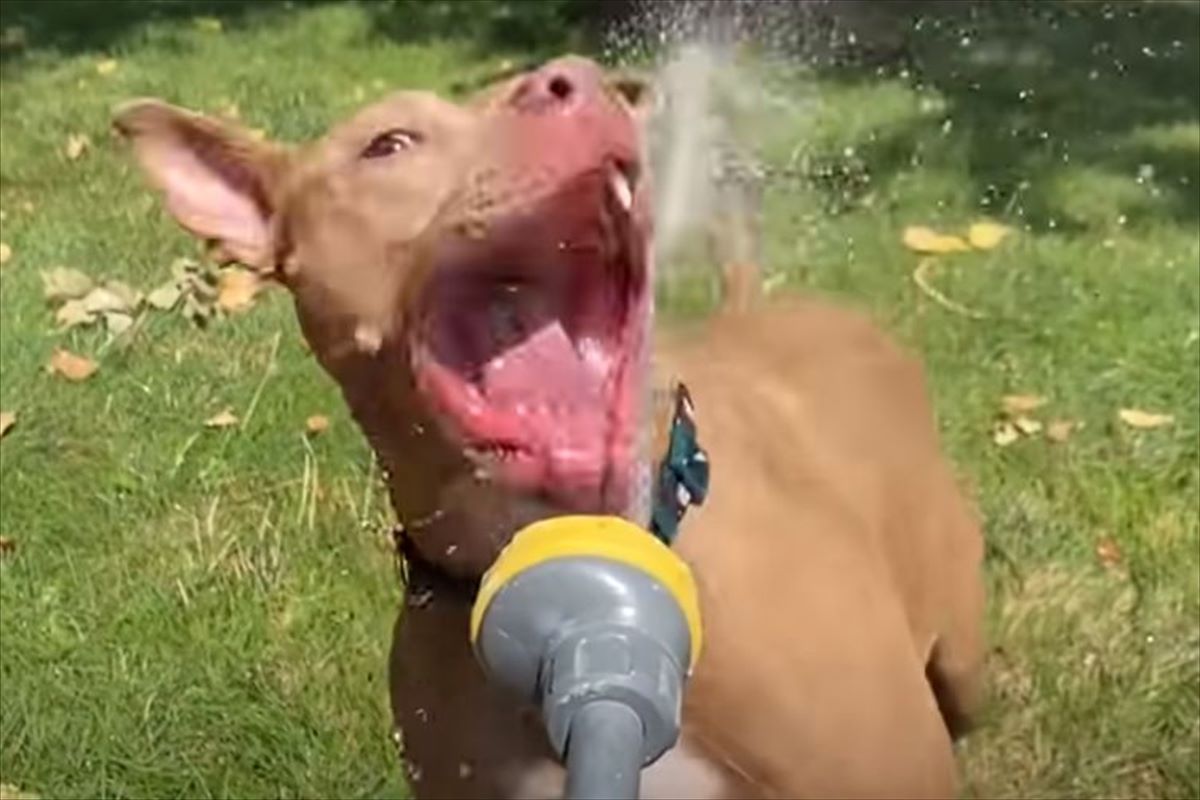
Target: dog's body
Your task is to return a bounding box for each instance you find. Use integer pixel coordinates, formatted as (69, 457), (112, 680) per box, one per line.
(116, 56), (985, 800)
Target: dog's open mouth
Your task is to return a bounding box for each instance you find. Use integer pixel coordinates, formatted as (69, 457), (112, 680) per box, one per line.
(412, 160), (647, 510)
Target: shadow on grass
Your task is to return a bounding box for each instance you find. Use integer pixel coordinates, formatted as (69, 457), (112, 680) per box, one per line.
(0, 1), (343, 67)
(804, 0), (1200, 231)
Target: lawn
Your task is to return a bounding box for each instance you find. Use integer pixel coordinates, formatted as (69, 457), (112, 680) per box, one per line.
(1, 2), (1197, 799)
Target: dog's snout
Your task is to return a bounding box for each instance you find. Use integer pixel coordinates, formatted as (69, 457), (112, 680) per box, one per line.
(508, 59), (601, 115)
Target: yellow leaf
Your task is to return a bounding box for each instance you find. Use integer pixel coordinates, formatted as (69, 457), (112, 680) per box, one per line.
(96, 58), (118, 75)
(194, 16), (223, 32)
(1002, 394), (1046, 414)
(48, 348), (98, 382)
(305, 414), (330, 435)
(216, 268), (259, 312)
(1095, 536), (1123, 569)
(0, 410), (15, 438)
(992, 421), (1020, 447)
(1046, 419), (1078, 443)
(247, 128), (267, 141)
(0, 242), (11, 266)
(1013, 416), (1043, 436)
(902, 225), (969, 254)
(205, 408), (239, 429)
(1118, 408), (1174, 429)
(967, 220), (1012, 250)
(65, 133), (91, 161)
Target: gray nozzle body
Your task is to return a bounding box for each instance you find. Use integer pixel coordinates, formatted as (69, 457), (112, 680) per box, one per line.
(473, 556), (695, 800)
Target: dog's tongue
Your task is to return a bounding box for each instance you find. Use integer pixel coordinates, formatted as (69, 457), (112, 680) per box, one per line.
(482, 322), (603, 409)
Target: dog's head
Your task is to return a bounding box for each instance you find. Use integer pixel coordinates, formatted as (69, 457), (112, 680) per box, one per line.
(116, 57), (654, 576)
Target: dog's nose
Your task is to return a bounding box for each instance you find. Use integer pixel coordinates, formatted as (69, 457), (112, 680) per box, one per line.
(509, 59), (599, 115)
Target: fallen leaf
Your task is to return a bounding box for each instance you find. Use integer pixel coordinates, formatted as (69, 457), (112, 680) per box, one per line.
(1002, 394), (1046, 414)
(81, 286), (131, 314)
(0, 410), (15, 438)
(65, 133), (91, 160)
(0, 242), (11, 266)
(48, 348), (98, 382)
(1118, 408), (1174, 429)
(0, 537), (14, 556)
(55, 299), (97, 329)
(992, 421), (1020, 447)
(217, 268), (259, 312)
(1013, 416), (1043, 436)
(1046, 419), (1077, 443)
(205, 408), (239, 429)
(104, 280), (143, 309)
(41, 267), (94, 302)
(967, 220), (1012, 250)
(96, 58), (118, 75)
(1095, 536), (1123, 569)
(903, 225), (970, 254)
(194, 16), (223, 32)
(247, 127), (267, 141)
(146, 282), (182, 310)
(104, 311), (134, 336)
(305, 414), (330, 435)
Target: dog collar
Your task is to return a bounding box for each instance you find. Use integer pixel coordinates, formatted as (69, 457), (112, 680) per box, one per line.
(649, 382), (710, 546)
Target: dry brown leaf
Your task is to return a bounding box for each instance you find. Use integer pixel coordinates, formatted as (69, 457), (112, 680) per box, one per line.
(48, 348), (98, 382)
(1002, 394), (1046, 414)
(104, 312), (134, 336)
(216, 269), (259, 312)
(1095, 536), (1123, 569)
(967, 220), (1012, 250)
(96, 58), (118, 75)
(0, 537), (15, 556)
(205, 408), (239, 429)
(0, 410), (15, 438)
(146, 282), (182, 310)
(1046, 419), (1077, 443)
(902, 225), (970, 254)
(305, 414), (330, 436)
(81, 286), (131, 314)
(1013, 416), (1043, 436)
(41, 267), (94, 302)
(55, 299), (96, 329)
(1118, 408), (1174, 429)
(0, 242), (11, 266)
(992, 421), (1020, 447)
(65, 133), (91, 160)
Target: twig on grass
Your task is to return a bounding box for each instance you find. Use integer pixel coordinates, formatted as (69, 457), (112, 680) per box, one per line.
(912, 258), (988, 320)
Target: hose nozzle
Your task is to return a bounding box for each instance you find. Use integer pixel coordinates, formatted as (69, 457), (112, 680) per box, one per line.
(470, 515), (703, 800)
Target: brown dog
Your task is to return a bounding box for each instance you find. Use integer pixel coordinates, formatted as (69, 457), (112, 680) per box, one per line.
(115, 56), (986, 800)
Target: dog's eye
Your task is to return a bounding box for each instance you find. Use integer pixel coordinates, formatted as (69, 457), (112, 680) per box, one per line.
(361, 128), (423, 159)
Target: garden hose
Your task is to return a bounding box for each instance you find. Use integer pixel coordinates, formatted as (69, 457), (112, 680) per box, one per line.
(470, 515), (704, 800)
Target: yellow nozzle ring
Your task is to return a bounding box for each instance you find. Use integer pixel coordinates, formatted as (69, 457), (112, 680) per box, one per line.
(470, 515), (704, 670)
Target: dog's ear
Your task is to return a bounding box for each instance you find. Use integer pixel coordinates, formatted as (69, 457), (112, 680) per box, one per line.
(113, 99), (291, 271)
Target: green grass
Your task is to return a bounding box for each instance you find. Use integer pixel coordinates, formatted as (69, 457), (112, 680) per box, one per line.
(1, 2), (1197, 798)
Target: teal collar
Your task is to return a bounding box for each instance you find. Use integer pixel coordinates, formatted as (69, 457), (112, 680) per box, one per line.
(649, 383), (710, 545)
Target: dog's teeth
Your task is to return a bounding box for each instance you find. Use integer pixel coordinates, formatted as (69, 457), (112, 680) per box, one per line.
(610, 170), (633, 211)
